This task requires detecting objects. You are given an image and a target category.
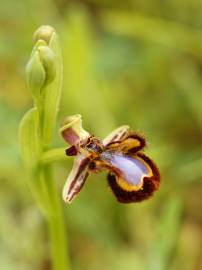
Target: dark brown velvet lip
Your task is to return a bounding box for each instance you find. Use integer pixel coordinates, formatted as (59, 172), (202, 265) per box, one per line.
(126, 133), (146, 153)
(107, 153), (160, 203)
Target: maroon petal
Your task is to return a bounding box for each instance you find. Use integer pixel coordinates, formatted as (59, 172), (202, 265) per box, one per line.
(65, 145), (78, 156)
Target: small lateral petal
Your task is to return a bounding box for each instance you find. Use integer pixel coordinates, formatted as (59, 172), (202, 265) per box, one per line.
(65, 145), (78, 156)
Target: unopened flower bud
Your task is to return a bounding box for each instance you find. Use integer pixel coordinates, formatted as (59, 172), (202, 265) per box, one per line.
(26, 50), (46, 99)
(33, 25), (55, 45)
(26, 44), (56, 99)
(37, 45), (56, 85)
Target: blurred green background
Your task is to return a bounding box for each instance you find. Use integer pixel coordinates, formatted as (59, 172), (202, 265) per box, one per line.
(1, 0), (202, 269)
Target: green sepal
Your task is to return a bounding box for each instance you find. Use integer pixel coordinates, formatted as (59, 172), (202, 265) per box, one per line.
(19, 108), (41, 169)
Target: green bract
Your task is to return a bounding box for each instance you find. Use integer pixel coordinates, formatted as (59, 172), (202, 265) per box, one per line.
(19, 108), (41, 169)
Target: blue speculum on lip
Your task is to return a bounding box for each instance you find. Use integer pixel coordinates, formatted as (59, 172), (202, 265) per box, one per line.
(109, 154), (151, 188)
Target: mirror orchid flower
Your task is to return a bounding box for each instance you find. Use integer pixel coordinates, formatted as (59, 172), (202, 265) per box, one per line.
(60, 114), (160, 204)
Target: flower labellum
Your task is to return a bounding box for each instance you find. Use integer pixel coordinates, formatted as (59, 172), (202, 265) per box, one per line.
(60, 115), (160, 204)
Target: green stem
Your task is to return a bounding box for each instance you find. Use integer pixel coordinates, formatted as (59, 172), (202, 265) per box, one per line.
(35, 96), (70, 269)
(40, 147), (68, 164)
(34, 84), (70, 270)
(42, 164), (70, 270)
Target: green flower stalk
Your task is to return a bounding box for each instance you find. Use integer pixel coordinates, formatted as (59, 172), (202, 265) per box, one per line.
(19, 26), (70, 270)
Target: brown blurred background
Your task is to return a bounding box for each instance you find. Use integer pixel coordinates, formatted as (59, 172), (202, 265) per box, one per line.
(0, 0), (202, 269)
